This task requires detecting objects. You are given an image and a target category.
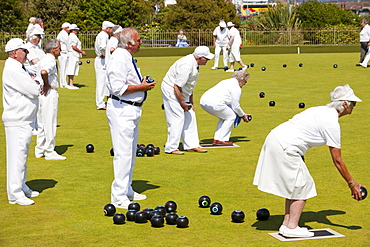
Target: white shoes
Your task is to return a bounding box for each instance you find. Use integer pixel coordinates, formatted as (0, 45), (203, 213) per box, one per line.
(226, 69), (234, 72)
(45, 152), (66, 160)
(25, 190), (39, 198)
(128, 192), (147, 201)
(279, 225), (287, 234)
(9, 196), (35, 206)
(359, 63), (367, 68)
(112, 197), (131, 209)
(211, 67), (217, 70)
(35, 153), (44, 158)
(242, 65), (248, 70)
(282, 226), (314, 238)
(66, 85), (79, 90)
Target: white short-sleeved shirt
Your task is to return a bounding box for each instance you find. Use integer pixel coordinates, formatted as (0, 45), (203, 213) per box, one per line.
(272, 106), (340, 156)
(213, 26), (229, 46)
(24, 43), (45, 74)
(105, 37), (119, 66)
(57, 29), (69, 54)
(68, 33), (82, 58)
(360, 24), (370, 42)
(37, 53), (58, 89)
(161, 54), (199, 100)
(228, 27), (242, 46)
(2, 58), (39, 127)
(200, 78), (245, 116)
(106, 47), (144, 102)
(95, 31), (109, 57)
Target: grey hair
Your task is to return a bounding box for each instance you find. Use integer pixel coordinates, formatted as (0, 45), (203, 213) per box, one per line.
(44, 39), (59, 53)
(232, 70), (250, 82)
(112, 25), (121, 34)
(363, 19), (369, 24)
(327, 100), (355, 113)
(118, 28), (138, 48)
(35, 18), (42, 24)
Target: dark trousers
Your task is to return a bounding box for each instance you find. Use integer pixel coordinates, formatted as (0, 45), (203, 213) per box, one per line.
(360, 42), (369, 63)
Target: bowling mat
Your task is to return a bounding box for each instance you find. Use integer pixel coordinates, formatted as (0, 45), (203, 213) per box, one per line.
(201, 144), (240, 148)
(268, 228), (344, 241)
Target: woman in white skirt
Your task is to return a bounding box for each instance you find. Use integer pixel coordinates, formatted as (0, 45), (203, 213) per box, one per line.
(253, 84), (365, 238)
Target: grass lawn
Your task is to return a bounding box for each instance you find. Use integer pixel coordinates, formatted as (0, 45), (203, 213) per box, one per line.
(0, 52), (369, 246)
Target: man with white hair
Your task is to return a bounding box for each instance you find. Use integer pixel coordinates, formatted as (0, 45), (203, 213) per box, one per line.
(35, 39), (66, 161)
(2, 38), (41, 205)
(212, 20), (229, 70)
(105, 25), (123, 66)
(200, 70), (251, 146)
(24, 27), (45, 75)
(106, 27), (156, 209)
(57, 22), (71, 88)
(226, 22), (248, 72)
(161, 46), (214, 155)
(95, 21), (115, 110)
(253, 84), (365, 238)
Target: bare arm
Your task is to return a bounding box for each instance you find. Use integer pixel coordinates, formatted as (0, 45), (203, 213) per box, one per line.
(329, 146), (364, 200)
(72, 45), (86, 56)
(40, 70), (51, 96)
(174, 84), (191, 111)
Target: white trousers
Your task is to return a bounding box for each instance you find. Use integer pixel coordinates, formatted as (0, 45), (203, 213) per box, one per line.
(214, 45), (228, 68)
(106, 98), (141, 203)
(5, 124), (33, 201)
(95, 57), (108, 109)
(162, 88), (200, 152)
(58, 53), (68, 87)
(201, 103), (235, 141)
(35, 89), (59, 156)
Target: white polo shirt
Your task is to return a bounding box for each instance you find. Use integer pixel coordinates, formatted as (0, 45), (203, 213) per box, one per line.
(272, 106), (341, 156)
(37, 53), (58, 89)
(2, 57), (39, 127)
(161, 54), (199, 100)
(68, 32), (82, 58)
(105, 36), (119, 66)
(200, 78), (245, 117)
(213, 26), (229, 46)
(57, 29), (69, 54)
(106, 47), (145, 102)
(360, 24), (370, 42)
(95, 31), (109, 57)
(228, 27), (242, 46)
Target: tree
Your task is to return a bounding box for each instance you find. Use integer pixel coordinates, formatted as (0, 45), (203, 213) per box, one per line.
(0, 0), (24, 32)
(161, 0), (240, 29)
(296, 1), (359, 28)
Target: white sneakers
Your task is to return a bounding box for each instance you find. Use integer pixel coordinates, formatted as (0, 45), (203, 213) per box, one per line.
(226, 69), (234, 72)
(45, 152), (66, 160)
(211, 67), (217, 70)
(66, 85), (79, 90)
(25, 190), (39, 198)
(112, 197), (131, 209)
(112, 192), (147, 209)
(128, 192), (147, 201)
(280, 225), (314, 238)
(9, 197), (35, 206)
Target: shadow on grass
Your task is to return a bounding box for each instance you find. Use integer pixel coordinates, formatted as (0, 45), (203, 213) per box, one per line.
(251, 209), (362, 231)
(55, 144), (74, 155)
(74, 83), (86, 88)
(26, 179), (58, 193)
(132, 180), (160, 194)
(200, 136), (250, 145)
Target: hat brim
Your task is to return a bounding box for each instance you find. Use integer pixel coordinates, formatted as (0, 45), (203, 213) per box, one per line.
(204, 54), (215, 60)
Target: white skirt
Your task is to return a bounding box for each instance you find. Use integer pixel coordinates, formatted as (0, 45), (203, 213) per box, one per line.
(253, 132), (317, 200)
(66, 56), (80, 76)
